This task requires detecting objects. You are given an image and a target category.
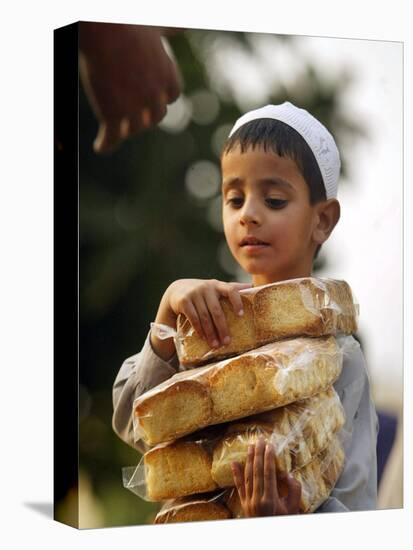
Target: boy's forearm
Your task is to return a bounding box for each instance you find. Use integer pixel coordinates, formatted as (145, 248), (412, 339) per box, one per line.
(112, 331), (179, 451)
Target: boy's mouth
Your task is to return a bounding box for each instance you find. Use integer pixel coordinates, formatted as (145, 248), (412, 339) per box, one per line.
(239, 236), (269, 246)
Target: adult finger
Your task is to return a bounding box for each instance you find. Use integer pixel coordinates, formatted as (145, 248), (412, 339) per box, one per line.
(94, 120), (122, 154)
(122, 106), (151, 133)
(231, 462), (246, 502)
(151, 98), (167, 126)
(252, 438), (266, 499)
(127, 92), (168, 135)
(285, 474), (302, 513)
(165, 58), (181, 104)
(136, 91), (168, 131)
(203, 286), (231, 347)
(193, 294), (220, 349)
(141, 107), (152, 129)
(245, 444), (255, 501)
(119, 117), (131, 139)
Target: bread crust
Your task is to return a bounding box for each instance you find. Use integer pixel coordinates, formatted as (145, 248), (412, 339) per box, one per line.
(134, 379), (213, 446)
(145, 440), (218, 500)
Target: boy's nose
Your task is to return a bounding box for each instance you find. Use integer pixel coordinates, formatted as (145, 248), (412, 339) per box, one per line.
(240, 214), (259, 226)
(240, 207), (261, 226)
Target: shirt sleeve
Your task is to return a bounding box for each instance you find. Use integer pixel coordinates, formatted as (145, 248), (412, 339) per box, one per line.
(112, 329), (180, 454)
(315, 337), (379, 513)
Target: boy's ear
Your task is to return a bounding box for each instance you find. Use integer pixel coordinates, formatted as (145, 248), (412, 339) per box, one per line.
(312, 199), (341, 245)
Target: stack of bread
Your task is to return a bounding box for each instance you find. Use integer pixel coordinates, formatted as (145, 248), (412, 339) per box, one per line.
(125, 277), (358, 523)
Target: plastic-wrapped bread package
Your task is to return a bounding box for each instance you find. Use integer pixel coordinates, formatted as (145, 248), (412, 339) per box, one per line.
(124, 387), (345, 501)
(133, 334), (357, 446)
(211, 386), (345, 488)
(170, 277), (358, 367)
(153, 436), (345, 523)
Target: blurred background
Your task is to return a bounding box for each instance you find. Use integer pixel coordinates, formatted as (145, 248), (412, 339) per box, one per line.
(67, 26), (402, 528)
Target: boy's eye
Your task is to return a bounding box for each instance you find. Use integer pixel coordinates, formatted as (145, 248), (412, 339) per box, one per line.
(226, 197), (243, 207)
(226, 197), (288, 209)
(266, 198), (288, 209)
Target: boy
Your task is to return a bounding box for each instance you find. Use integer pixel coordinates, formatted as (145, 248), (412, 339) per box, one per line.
(112, 102), (378, 517)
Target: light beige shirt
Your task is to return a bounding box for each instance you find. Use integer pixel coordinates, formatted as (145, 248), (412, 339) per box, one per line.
(112, 330), (378, 513)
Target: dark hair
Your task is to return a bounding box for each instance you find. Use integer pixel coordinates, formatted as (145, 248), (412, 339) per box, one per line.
(222, 118), (326, 259)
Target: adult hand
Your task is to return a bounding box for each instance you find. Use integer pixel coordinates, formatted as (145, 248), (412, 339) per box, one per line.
(231, 437), (302, 517)
(79, 22), (182, 153)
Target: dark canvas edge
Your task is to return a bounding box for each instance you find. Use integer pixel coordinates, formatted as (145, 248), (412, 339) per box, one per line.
(53, 21), (80, 529)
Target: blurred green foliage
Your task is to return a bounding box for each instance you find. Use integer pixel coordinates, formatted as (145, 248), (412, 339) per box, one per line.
(78, 27), (365, 528)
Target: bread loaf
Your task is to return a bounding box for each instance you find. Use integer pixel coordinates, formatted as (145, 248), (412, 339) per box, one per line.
(154, 492), (232, 524)
(144, 436), (219, 501)
(140, 388), (344, 500)
(175, 277), (358, 367)
(134, 335), (344, 446)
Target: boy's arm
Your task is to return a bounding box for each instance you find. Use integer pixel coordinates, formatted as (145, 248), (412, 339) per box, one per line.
(315, 340), (379, 513)
(112, 328), (179, 454)
(112, 278), (250, 454)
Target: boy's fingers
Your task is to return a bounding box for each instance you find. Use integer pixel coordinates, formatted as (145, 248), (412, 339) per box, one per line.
(203, 287), (230, 346)
(252, 437), (266, 498)
(263, 443), (278, 504)
(182, 301), (205, 341)
(217, 281), (251, 317)
(226, 287), (246, 318)
(285, 474), (302, 512)
(245, 444), (254, 500)
(231, 462), (246, 501)
(231, 282), (253, 289)
(193, 295), (219, 348)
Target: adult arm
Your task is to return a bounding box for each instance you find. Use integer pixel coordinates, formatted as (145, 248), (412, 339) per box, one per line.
(79, 22), (182, 153)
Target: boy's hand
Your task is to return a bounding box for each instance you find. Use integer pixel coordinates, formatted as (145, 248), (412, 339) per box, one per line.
(167, 278), (252, 349)
(151, 278), (252, 360)
(231, 437), (302, 517)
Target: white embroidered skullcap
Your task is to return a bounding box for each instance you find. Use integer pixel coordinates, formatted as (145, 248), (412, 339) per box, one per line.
(228, 102), (341, 199)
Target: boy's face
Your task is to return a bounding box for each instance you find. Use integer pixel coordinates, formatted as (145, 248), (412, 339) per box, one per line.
(221, 144), (321, 286)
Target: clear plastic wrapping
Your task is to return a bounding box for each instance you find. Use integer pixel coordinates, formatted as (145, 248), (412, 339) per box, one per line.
(152, 436), (345, 523)
(162, 277), (359, 367)
(211, 386), (345, 488)
(132, 335), (358, 446)
(124, 386), (346, 502)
